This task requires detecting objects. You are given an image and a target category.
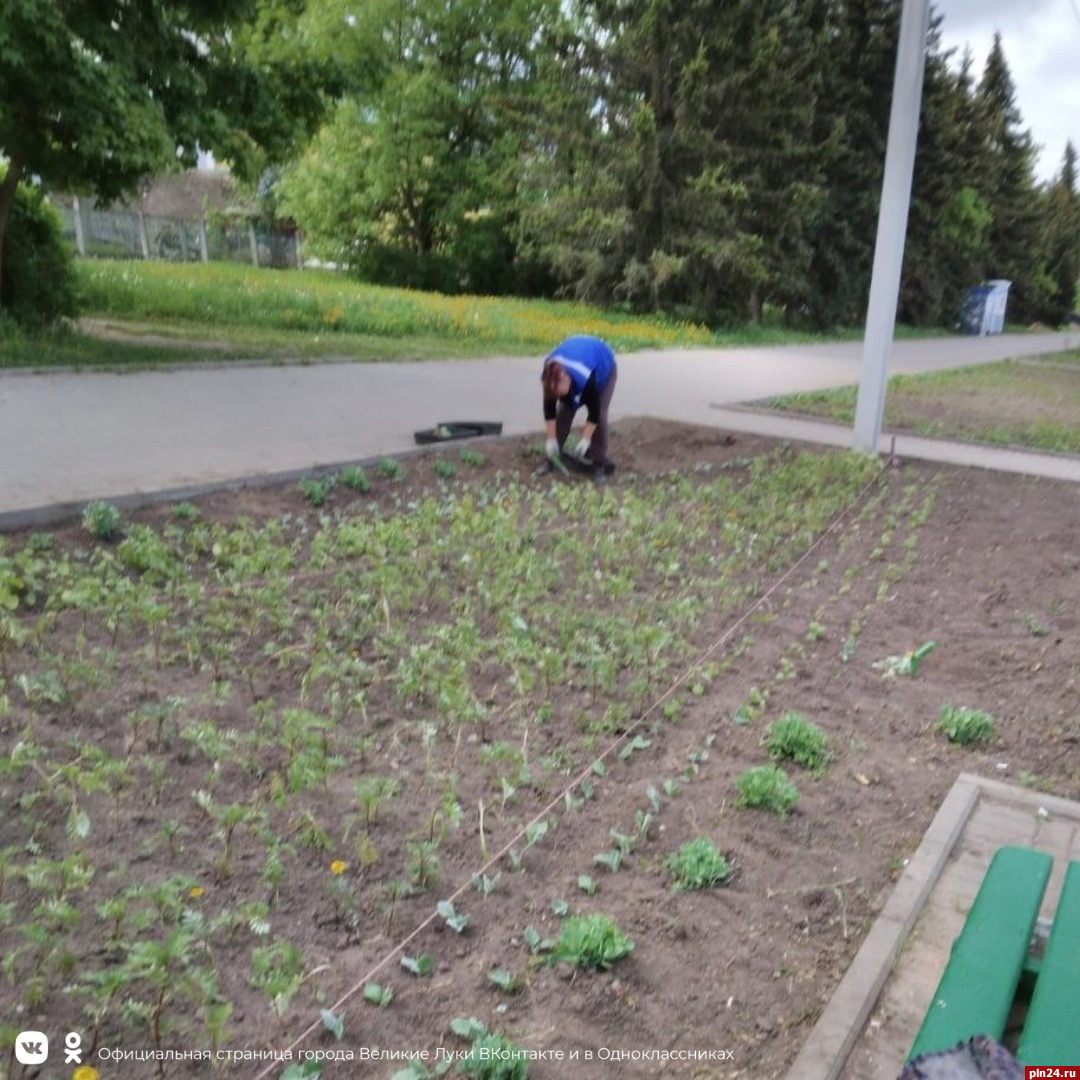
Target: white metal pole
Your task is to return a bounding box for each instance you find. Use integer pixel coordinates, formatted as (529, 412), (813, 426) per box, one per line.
(852, 0), (932, 453)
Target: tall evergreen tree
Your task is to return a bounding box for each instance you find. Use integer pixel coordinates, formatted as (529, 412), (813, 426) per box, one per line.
(803, 0), (901, 329)
(1038, 142), (1080, 325)
(903, 37), (993, 326)
(975, 33), (1044, 323)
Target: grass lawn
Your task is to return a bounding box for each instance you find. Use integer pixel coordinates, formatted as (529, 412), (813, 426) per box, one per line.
(761, 353), (1080, 454)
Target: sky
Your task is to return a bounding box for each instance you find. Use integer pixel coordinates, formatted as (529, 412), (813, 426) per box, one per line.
(936, 0), (1080, 182)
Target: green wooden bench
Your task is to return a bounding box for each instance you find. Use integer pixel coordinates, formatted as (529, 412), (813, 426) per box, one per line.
(1016, 857), (1080, 1065)
(908, 845), (1053, 1061)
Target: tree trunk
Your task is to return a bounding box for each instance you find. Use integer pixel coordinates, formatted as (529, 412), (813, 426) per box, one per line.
(0, 156), (25, 310)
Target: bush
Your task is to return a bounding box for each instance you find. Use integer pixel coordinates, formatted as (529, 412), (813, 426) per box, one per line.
(937, 704), (996, 746)
(734, 764), (800, 818)
(763, 711), (830, 773)
(552, 913), (634, 971)
(666, 837), (732, 892)
(1, 173), (78, 327)
(82, 500), (123, 541)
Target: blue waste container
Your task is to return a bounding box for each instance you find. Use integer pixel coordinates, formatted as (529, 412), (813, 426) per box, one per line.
(959, 280), (1011, 335)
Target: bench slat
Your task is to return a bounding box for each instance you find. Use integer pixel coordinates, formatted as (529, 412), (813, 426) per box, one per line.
(1017, 859), (1080, 1065)
(908, 845), (1053, 1061)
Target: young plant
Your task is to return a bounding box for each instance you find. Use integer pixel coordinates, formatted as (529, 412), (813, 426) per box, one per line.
(665, 837), (732, 892)
(459, 448), (486, 467)
(447, 1017), (529, 1080)
(375, 457), (406, 481)
(400, 953), (435, 977)
(298, 474), (336, 507)
(553, 913), (634, 971)
(763, 712), (830, 773)
(83, 500), (123, 541)
(937, 703), (996, 746)
(734, 765), (800, 818)
(436, 900), (469, 934)
(486, 967), (520, 994)
(432, 459), (457, 480)
(363, 982), (394, 1007)
(340, 465), (371, 492)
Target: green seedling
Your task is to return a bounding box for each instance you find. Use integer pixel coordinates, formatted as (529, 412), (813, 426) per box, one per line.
(432, 459), (457, 480)
(937, 703), (996, 745)
(593, 849), (622, 873)
(83, 500), (123, 541)
(666, 837), (732, 892)
(553, 913), (634, 971)
(618, 734), (652, 761)
(375, 457), (406, 481)
(447, 1017), (529, 1080)
(763, 712), (830, 773)
(437, 899), (470, 933)
(282, 1063), (323, 1080)
(320, 1008), (345, 1039)
(873, 640), (936, 677)
(734, 764), (800, 817)
(576, 874), (597, 895)
(363, 982), (394, 1007)
(471, 872), (500, 896)
(298, 475), (336, 507)
(460, 448), (486, 467)
(523, 925), (555, 955)
(339, 464), (371, 492)
(487, 967), (520, 993)
(400, 953), (435, 977)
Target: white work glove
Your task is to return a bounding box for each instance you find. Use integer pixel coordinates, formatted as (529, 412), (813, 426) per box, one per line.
(572, 436), (592, 461)
(545, 437), (560, 459)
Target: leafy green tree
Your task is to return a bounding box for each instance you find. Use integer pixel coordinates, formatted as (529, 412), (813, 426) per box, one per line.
(0, 0), (329, 314)
(280, 0), (563, 293)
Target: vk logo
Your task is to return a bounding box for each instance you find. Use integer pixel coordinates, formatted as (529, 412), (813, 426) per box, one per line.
(15, 1031), (49, 1065)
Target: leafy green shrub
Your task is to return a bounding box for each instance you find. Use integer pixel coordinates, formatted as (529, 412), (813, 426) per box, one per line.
(0, 173), (77, 327)
(376, 457), (406, 481)
(460, 449), (487, 468)
(340, 465), (371, 492)
(553, 913), (634, 970)
(82, 500), (123, 541)
(298, 474), (337, 507)
(665, 837), (732, 892)
(937, 704), (996, 746)
(763, 711), (830, 773)
(734, 764), (799, 817)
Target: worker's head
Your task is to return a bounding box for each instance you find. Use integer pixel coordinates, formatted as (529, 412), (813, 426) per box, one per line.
(542, 361), (572, 401)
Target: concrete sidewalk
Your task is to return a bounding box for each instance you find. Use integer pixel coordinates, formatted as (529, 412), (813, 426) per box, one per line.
(3, 330), (1078, 527)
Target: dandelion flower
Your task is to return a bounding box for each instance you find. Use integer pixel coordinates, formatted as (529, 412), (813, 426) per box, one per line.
(73, 1067), (101, 1080)
(189, 886), (205, 899)
(330, 860), (349, 876)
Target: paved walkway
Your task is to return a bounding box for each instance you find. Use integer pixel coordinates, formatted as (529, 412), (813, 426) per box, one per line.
(2, 330), (1079, 527)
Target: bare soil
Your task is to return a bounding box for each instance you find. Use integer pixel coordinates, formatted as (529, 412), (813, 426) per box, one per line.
(2, 418), (1079, 1080)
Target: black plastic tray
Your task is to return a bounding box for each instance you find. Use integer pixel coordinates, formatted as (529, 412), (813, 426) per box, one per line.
(414, 421), (503, 445)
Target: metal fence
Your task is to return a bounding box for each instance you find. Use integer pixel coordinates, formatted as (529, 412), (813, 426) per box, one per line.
(58, 197), (304, 270)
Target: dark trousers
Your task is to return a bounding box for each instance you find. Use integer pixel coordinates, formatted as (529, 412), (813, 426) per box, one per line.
(556, 364), (617, 465)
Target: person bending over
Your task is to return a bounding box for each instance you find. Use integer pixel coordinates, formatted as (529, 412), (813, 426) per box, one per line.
(540, 335), (618, 484)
